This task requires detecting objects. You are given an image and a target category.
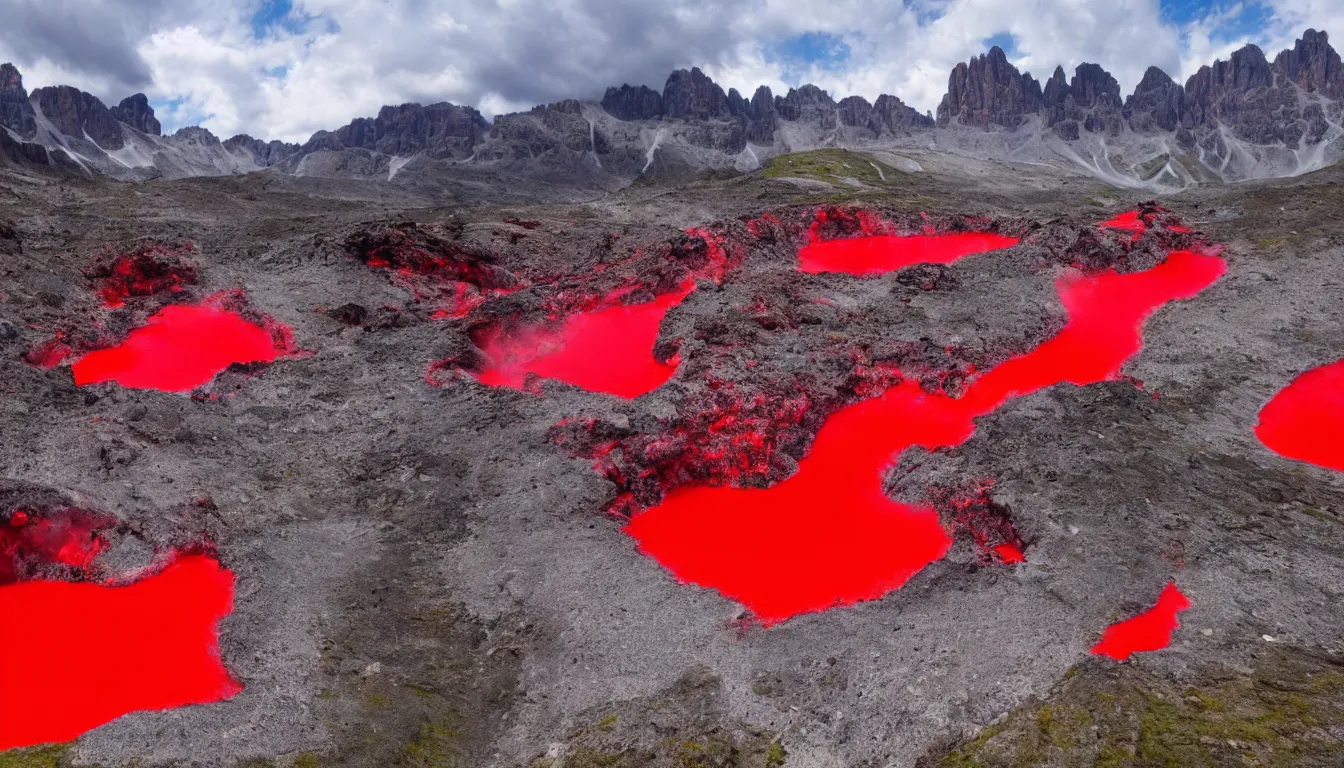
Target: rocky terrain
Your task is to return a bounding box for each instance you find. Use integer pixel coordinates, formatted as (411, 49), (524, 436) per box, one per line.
(3, 31), (1344, 189)
(2, 22), (1344, 768)
(2, 82), (1344, 767)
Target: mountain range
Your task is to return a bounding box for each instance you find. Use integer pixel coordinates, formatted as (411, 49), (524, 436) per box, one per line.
(2, 29), (1342, 189)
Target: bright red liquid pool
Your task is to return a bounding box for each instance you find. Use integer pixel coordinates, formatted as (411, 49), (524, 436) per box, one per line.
(475, 281), (694, 399)
(1090, 582), (1191, 661)
(71, 303), (286, 392)
(1255, 360), (1344, 471)
(0, 555), (242, 749)
(1100, 210), (1147, 243)
(625, 251), (1225, 624)
(798, 233), (1020, 275)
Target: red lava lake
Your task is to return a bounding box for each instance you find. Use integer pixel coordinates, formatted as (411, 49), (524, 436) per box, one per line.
(475, 282), (694, 399)
(625, 251), (1226, 625)
(798, 232), (1019, 275)
(0, 555), (241, 750)
(71, 302), (289, 392)
(1256, 360), (1344, 471)
(1091, 582), (1192, 661)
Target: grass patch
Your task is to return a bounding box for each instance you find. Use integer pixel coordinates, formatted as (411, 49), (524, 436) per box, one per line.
(762, 149), (901, 187)
(0, 745), (70, 768)
(937, 651), (1344, 767)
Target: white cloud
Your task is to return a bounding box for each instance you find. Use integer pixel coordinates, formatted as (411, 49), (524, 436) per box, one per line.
(0, 0), (1339, 144)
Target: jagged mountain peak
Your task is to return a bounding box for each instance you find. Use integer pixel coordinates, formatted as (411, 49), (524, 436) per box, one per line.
(111, 93), (161, 136)
(2, 27), (1342, 188)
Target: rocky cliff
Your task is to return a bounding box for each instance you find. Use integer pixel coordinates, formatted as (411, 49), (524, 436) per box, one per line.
(31, 85), (125, 150)
(937, 46), (1043, 128)
(110, 94), (161, 136)
(0, 63), (36, 139)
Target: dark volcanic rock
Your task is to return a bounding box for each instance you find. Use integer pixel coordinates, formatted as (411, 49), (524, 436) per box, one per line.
(869, 94), (934, 135)
(775, 85), (837, 129)
(1272, 28), (1344, 99)
(110, 94), (160, 136)
(937, 46), (1043, 129)
(1124, 67), (1185, 133)
(303, 102), (489, 160)
(0, 63), (36, 140)
(662, 68), (730, 121)
(601, 84), (662, 121)
(223, 134), (301, 166)
(31, 85), (124, 150)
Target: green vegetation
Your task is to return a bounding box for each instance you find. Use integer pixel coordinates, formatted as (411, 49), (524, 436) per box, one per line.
(762, 149), (901, 187)
(400, 716), (464, 768)
(939, 652), (1344, 767)
(0, 745), (70, 768)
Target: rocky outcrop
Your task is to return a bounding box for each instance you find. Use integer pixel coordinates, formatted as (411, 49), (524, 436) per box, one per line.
(222, 134), (300, 166)
(837, 96), (871, 128)
(937, 46), (1043, 129)
(110, 94), (160, 136)
(476, 99), (603, 171)
(1042, 63), (1124, 137)
(662, 68), (731, 121)
(870, 95), (933, 135)
(0, 63), (36, 139)
(303, 102), (489, 160)
(0, 125), (48, 165)
(1124, 67), (1185, 133)
(1272, 29), (1344, 99)
(1182, 44), (1275, 138)
(31, 85), (124, 150)
(739, 86), (777, 143)
(1181, 43), (1327, 147)
(601, 84), (662, 121)
(774, 85), (837, 129)
(838, 94), (932, 136)
(170, 126), (222, 146)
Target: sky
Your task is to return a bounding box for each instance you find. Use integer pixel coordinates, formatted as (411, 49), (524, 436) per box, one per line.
(0, 0), (1339, 144)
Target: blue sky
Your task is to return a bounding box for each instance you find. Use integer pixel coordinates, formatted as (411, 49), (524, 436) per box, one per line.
(1, 0), (1339, 142)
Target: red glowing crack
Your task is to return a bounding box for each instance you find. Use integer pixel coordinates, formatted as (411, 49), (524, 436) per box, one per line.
(798, 232), (1020, 275)
(1, 508), (112, 585)
(0, 555), (242, 750)
(476, 281), (693, 398)
(625, 250), (1226, 625)
(1255, 359), (1344, 471)
(1090, 581), (1191, 661)
(71, 299), (294, 392)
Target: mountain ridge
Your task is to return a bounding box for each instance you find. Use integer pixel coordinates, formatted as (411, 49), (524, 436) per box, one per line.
(2, 29), (1342, 188)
